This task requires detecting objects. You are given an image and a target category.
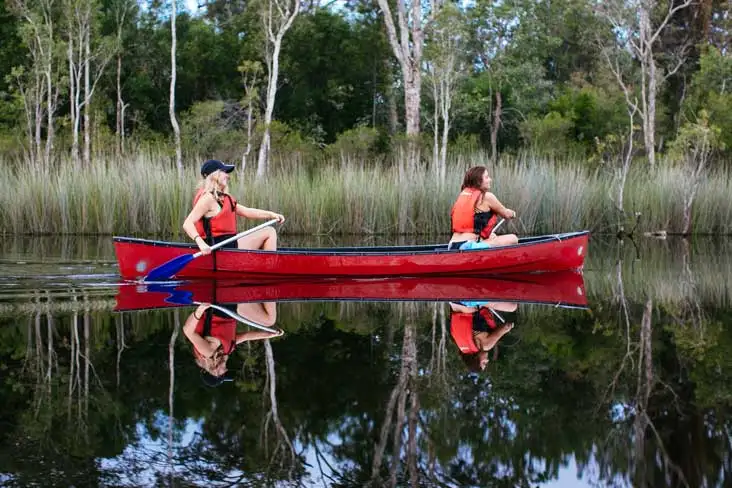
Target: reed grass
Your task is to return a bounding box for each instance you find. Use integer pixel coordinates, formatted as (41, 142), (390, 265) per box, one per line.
(1, 149), (732, 236)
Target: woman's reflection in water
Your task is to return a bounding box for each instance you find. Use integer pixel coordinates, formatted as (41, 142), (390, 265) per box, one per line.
(183, 301), (284, 387)
(449, 301), (517, 372)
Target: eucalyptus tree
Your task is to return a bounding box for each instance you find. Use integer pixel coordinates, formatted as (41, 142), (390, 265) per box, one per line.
(374, 0), (426, 176)
(237, 60), (261, 170)
(64, 0), (114, 166)
(424, 3), (467, 183)
(108, 0), (135, 157)
(596, 0), (694, 168)
(169, 0), (182, 174)
(8, 0), (61, 166)
(255, 0), (300, 180)
(464, 0), (554, 161)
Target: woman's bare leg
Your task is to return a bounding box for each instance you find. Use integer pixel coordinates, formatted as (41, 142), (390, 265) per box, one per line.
(486, 233), (518, 247)
(236, 302), (277, 327)
(237, 226), (277, 250)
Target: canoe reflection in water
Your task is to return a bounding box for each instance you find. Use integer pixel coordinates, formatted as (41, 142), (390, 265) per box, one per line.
(449, 300), (518, 372)
(182, 301), (284, 387)
(115, 271), (587, 380)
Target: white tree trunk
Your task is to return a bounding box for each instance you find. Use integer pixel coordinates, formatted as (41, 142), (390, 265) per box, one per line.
(68, 36), (79, 164)
(242, 97), (254, 171)
(375, 0), (424, 170)
(44, 22), (55, 167)
(83, 27), (91, 166)
(256, 38), (281, 180)
(256, 0), (300, 181)
(10, 0), (58, 167)
(170, 0), (183, 175)
(116, 54), (122, 157)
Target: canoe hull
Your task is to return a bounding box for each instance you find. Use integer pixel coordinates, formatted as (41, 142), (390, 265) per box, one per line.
(113, 231), (589, 280)
(114, 270), (587, 311)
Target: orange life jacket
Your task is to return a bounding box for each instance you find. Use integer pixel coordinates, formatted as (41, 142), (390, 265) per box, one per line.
(450, 308), (498, 354)
(450, 188), (500, 240)
(193, 189), (237, 241)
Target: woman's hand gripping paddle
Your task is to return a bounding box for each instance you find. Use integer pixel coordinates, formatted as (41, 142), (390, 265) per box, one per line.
(143, 219), (278, 282)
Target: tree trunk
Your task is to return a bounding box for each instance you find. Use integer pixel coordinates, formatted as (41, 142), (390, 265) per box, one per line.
(257, 37), (280, 181)
(83, 28), (91, 167)
(431, 68), (439, 175)
(116, 54), (122, 158)
(241, 98), (254, 171)
(68, 37), (79, 164)
(256, 0), (300, 180)
(170, 0), (183, 175)
(490, 91), (502, 163)
(34, 73), (43, 167)
(44, 49), (54, 166)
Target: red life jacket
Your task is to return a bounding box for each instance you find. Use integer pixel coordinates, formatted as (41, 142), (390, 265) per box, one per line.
(450, 308), (498, 354)
(192, 310), (237, 359)
(450, 188), (500, 240)
(193, 189), (237, 240)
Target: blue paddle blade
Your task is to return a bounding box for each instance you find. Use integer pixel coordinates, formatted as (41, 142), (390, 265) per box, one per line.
(145, 283), (195, 305)
(143, 254), (195, 282)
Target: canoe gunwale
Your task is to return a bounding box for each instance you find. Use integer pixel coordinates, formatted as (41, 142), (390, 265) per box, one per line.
(113, 230), (590, 256)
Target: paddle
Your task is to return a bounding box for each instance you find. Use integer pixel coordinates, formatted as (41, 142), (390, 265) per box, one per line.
(493, 218), (506, 234)
(148, 282), (283, 334)
(143, 218), (279, 282)
(199, 302), (284, 335)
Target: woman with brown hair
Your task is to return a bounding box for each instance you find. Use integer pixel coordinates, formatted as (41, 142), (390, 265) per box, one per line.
(449, 166), (518, 250)
(449, 301), (517, 372)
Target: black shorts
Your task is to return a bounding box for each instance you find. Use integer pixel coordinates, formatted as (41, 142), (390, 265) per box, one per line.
(447, 240), (468, 250)
(209, 234), (239, 249)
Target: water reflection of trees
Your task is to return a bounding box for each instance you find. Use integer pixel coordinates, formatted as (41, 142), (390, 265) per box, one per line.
(2, 245), (732, 485)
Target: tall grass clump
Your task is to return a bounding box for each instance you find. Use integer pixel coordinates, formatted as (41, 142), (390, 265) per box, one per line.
(1, 149), (732, 236)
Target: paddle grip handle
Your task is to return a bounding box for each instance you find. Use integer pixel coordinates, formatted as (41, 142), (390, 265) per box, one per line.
(192, 218), (279, 257)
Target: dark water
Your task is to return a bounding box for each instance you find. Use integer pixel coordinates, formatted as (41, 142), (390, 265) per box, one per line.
(1, 234), (731, 487)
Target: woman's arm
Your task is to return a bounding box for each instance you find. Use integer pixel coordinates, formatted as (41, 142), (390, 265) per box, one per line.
(183, 194), (215, 253)
(482, 192), (516, 220)
(235, 204), (285, 222)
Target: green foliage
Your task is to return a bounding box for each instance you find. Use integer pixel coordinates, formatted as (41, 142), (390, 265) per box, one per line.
(326, 125), (379, 158)
(682, 47), (732, 155)
(548, 82), (628, 151)
(180, 100), (243, 159)
(519, 111), (575, 154)
(277, 8), (392, 143)
(668, 110), (725, 163)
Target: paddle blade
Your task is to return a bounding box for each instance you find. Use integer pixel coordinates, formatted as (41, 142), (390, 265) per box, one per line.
(145, 283), (195, 306)
(144, 254), (195, 282)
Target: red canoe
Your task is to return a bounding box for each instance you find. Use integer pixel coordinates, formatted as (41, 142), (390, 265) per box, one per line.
(114, 270), (587, 311)
(113, 231), (589, 280)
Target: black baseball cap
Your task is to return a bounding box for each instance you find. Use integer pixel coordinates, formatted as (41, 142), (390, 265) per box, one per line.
(201, 159), (235, 177)
(200, 370), (234, 388)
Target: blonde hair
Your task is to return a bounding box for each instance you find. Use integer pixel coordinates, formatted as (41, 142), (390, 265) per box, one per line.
(195, 346), (228, 376)
(197, 170), (230, 201)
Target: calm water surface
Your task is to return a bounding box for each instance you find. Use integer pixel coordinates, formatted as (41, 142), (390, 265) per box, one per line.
(1, 234), (731, 487)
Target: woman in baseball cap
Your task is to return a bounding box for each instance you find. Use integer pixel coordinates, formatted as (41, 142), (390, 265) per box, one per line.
(183, 300), (284, 387)
(182, 159), (286, 255)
